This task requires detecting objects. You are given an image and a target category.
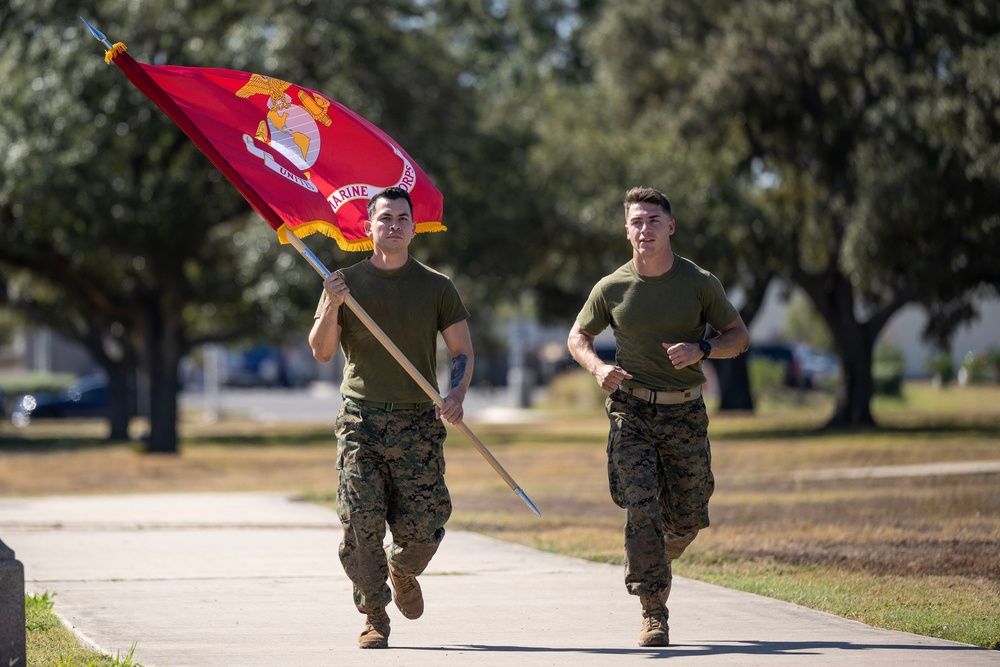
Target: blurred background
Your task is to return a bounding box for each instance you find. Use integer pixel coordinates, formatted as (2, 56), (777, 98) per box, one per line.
(2, 0), (998, 451)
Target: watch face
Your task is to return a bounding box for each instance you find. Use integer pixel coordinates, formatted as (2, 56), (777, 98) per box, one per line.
(699, 340), (712, 358)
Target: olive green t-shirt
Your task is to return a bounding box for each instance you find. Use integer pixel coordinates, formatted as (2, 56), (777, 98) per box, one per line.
(575, 256), (739, 391)
(314, 257), (469, 403)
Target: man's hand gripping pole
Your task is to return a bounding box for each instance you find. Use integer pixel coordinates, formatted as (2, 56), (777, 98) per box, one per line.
(286, 232), (541, 517)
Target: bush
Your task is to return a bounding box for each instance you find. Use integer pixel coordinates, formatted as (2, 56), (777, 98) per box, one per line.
(0, 371), (77, 395)
(958, 352), (992, 385)
(544, 368), (607, 409)
(983, 347), (1000, 384)
(873, 346), (905, 397)
(748, 357), (788, 397)
(926, 352), (955, 387)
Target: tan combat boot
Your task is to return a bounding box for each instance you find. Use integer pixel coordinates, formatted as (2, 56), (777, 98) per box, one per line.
(638, 593), (669, 647)
(358, 608), (390, 649)
(385, 545), (424, 619)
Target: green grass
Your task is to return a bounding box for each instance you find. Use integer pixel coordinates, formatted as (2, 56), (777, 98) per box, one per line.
(26, 592), (140, 667)
(678, 561), (999, 649)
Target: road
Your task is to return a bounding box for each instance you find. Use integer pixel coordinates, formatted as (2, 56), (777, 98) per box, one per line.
(179, 383), (542, 425)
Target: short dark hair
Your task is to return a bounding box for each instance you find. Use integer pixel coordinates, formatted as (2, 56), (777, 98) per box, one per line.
(367, 187), (413, 218)
(623, 186), (672, 217)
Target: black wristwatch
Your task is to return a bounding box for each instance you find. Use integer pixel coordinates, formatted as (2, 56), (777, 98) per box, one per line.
(697, 339), (712, 360)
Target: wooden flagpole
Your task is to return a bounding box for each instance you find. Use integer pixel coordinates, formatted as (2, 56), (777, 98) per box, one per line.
(75, 20), (538, 511)
(285, 233), (541, 517)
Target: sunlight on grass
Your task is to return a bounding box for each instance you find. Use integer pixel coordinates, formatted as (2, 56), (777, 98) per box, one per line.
(4, 377), (999, 651)
(674, 558), (1000, 650)
(27, 592), (141, 667)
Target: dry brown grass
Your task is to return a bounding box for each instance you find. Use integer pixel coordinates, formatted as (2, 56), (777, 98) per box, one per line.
(0, 421), (339, 496)
(2, 379), (999, 647)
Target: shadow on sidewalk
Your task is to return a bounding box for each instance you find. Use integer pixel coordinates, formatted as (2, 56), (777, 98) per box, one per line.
(396, 639), (991, 658)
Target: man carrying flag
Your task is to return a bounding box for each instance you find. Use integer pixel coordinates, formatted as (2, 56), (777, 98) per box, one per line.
(310, 187), (474, 649)
(83, 21), (536, 647)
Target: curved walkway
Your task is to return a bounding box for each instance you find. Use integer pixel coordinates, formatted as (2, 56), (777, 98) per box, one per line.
(2, 493), (997, 666)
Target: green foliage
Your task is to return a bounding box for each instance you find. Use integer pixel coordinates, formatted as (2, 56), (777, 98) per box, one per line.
(26, 592), (62, 633)
(959, 351), (996, 385)
(3, 0), (1000, 439)
(872, 346), (905, 397)
(748, 357), (787, 397)
(0, 306), (23, 347)
(784, 292), (833, 351)
(958, 353), (983, 384)
(0, 372), (76, 395)
(543, 368), (606, 409)
(0, 0), (489, 450)
(926, 352), (955, 385)
(530, 0), (1000, 427)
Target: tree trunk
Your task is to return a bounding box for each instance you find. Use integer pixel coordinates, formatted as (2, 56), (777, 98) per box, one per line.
(144, 343), (182, 454)
(796, 271), (881, 429)
(827, 340), (876, 428)
(104, 363), (134, 442)
(139, 298), (185, 454)
(69, 326), (138, 443)
(714, 278), (768, 413)
(711, 357), (754, 411)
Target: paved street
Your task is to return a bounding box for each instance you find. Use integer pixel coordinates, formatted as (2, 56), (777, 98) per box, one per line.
(179, 383), (542, 425)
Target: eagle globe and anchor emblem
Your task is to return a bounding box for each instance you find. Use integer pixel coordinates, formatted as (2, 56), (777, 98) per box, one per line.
(236, 74), (327, 185)
(235, 74), (416, 208)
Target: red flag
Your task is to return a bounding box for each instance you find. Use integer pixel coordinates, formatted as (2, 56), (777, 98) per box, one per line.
(102, 43), (444, 251)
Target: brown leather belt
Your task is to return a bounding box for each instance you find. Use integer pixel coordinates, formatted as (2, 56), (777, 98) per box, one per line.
(622, 385), (702, 405)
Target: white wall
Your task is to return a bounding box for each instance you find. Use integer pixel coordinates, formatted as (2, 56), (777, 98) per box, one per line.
(747, 282), (1000, 378)
(878, 300), (1000, 377)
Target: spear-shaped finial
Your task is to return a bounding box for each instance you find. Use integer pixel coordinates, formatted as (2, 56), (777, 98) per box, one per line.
(515, 488), (542, 517)
(80, 17), (112, 49)
(81, 17), (128, 64)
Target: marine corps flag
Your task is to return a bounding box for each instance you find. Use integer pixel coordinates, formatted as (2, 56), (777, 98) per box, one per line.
(91, 35), (444, 251)
(84, 20), (540, 518)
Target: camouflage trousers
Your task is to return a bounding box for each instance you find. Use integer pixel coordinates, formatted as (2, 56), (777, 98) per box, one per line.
(335, 398), (452, 614)
(605, 390), (714, 599)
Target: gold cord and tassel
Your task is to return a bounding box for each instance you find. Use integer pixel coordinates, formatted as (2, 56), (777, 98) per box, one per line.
(104, 42), (127, 65)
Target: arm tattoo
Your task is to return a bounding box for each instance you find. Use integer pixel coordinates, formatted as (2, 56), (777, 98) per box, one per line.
(450, 353), (468, 389)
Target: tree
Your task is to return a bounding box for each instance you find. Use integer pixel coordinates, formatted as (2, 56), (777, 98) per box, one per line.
(1, 271), (138, 440)
(785, 292), (834, 352)
(679, 0), (1000, 426)
(0, 1), (364, 450)
(546, 0), (1000, 426)
(487, 0), (775, 409)
(1, 0), (528, 448)
(470, 0), (1000, 423)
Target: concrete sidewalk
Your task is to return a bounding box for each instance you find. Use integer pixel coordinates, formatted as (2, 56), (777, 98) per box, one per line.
(1, 493), (996, 666)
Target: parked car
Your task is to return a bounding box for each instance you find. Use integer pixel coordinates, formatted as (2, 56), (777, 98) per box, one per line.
(793, 343), (840, 387)
(747, 342), (800, 387)
(10, 375), (109, 427)
(747, 342), (839, 389)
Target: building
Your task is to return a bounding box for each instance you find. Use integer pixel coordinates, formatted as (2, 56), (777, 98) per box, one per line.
(749, 282), (1000, 378)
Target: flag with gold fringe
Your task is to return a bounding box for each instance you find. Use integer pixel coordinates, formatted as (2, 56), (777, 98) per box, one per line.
(97, 41), (444, 251)
(83, 22), (541, 518)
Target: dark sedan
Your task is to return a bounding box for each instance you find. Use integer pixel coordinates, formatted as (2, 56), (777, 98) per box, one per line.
(10, 375), (109, 427)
